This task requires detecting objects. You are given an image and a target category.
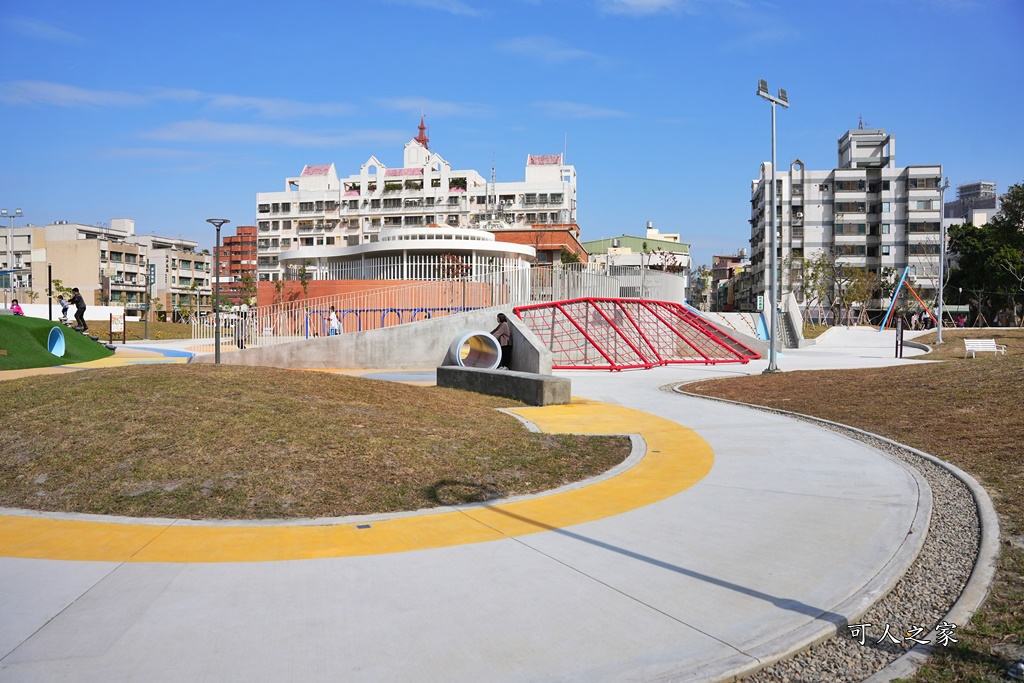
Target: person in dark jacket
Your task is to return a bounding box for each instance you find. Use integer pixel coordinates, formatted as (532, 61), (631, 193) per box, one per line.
(69, 287), (87, 331)
(491, 313), (512, 370)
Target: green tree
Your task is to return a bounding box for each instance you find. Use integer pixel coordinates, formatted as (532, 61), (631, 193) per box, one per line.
(559, 246), (581, 264)
(239, 273), (258, 307)
(689, 264), (711, 310)
(948, 181), (1024, 325)
(298, 261), (311, 299)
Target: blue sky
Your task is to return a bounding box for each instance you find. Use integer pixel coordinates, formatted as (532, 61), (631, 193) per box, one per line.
(2, 0), (1022, 268)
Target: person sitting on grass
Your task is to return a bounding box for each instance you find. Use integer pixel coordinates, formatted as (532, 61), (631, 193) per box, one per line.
(10, 299), (24, 315)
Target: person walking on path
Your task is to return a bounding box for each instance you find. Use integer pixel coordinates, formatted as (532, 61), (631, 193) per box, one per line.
(329, 306), (340, 336)
(234, 316), (246, 350)
(491, 313), (513, 370)
(69, 287), (87, 331)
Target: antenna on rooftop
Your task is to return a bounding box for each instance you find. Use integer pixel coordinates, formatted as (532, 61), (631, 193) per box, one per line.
(490, 154), (496, 211)
(563, 132), (568, 161)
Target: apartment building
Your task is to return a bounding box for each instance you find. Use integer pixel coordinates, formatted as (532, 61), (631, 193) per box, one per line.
(710, 253), (750, 312)
(581, 222), (692, 289)
(220, 225), (257, 305)
(749, 127), (944, 310)
(4, 218), (211, 320)
(255, 119), (581, 284)
(133, 234), (213, 320)
(21, 219), (149, 313)
(944, 181), (999, 226)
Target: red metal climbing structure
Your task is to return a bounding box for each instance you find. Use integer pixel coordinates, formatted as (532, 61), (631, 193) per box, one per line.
(514, 298), (761, 371)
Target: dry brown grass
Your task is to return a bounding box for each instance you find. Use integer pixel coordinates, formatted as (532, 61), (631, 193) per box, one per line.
(686, 328), (1024, 683)
(89, 320), (195, 341)
(0, 365), (629, 519)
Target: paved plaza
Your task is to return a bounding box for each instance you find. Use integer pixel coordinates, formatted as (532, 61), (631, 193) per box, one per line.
(0, 328), (946, 682)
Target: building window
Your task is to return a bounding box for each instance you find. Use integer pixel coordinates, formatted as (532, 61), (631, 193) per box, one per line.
(881, 202), (890, 212)
(882, 224), (891, 234)
(882, 245), (891, 256)
(301, 238), (314, 246)
(326, 237), (335, 245)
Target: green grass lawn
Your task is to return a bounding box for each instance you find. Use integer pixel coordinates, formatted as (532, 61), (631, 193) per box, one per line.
(0, 315), (113, 370)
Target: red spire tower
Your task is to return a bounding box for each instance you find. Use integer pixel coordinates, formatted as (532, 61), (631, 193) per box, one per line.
(414, 115), (430, 149)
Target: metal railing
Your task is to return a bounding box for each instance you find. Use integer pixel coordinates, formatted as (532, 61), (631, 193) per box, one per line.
(190, 263), (688, 348)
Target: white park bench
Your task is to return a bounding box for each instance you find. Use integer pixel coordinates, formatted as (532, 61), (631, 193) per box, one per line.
(963, 339), (1007, 358)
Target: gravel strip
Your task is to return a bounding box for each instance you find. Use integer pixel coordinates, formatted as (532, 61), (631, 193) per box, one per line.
(672, 389), (981, 683)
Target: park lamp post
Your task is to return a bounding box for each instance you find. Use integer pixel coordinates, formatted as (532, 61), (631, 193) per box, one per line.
(935, 176), (950, 344)
(2, 208), (23, 305)
(756, 79), (788, 373)
(207, 218), (230, 364)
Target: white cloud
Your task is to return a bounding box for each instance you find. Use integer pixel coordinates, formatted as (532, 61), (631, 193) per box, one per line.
(597, 0), (753, 16)
(496, 36), (604, 65)
(3, 81), (146, 107)
(100, 147), (197, 160)
(382, 0), (484, 17)
(143, 121), (406, 147)
(152, 90), (354, 119)
(535, 101), (629, 119)
(374, 97), (494, 118)
(4, 16), (86, 45)
(2, 82), (353, 119)
(597, 0), (685, 15)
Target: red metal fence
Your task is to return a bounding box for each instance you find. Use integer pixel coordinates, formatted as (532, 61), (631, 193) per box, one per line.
(514, 298), (761, 370)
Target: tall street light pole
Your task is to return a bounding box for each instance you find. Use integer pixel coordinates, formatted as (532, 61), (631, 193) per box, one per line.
(756, 80), (788, 374)
(935, 176), (950, 344)
(207, 219), (230, 364)
(2, 208), (23, 305)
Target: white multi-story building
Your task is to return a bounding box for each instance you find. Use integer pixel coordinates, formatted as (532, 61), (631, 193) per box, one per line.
(255, 119), (578, 282)
(944, 181), (999, 226)
(750, 127), (944, 309)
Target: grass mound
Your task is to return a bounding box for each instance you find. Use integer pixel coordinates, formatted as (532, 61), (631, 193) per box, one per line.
(0, 364), (630, 519)
(0, 315), (113, 371)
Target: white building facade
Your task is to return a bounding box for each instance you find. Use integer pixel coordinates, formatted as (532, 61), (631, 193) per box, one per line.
(255, 121), (577, 282)
(750, 127), (944, 309)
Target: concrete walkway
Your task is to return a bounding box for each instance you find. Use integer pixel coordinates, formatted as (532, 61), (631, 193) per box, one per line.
(0, 327), (937, 682)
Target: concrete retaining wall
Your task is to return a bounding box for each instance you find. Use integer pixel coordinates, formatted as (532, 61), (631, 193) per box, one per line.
(436, 366), (571, 406)
(191, 307), (553, 374)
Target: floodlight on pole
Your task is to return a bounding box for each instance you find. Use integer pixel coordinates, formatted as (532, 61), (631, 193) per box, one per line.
(207, 218), (230, 364)
(756, 80), (788, 374)
(935, 176), (950, 344)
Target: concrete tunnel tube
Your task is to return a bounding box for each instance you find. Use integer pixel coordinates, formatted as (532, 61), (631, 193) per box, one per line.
(447, 331), (502, 369)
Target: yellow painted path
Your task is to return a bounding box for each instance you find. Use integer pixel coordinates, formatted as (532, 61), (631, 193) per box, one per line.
(0, 399), (713, 564)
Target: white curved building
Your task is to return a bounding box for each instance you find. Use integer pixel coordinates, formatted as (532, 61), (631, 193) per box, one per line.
(277, 225), (535, 282)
